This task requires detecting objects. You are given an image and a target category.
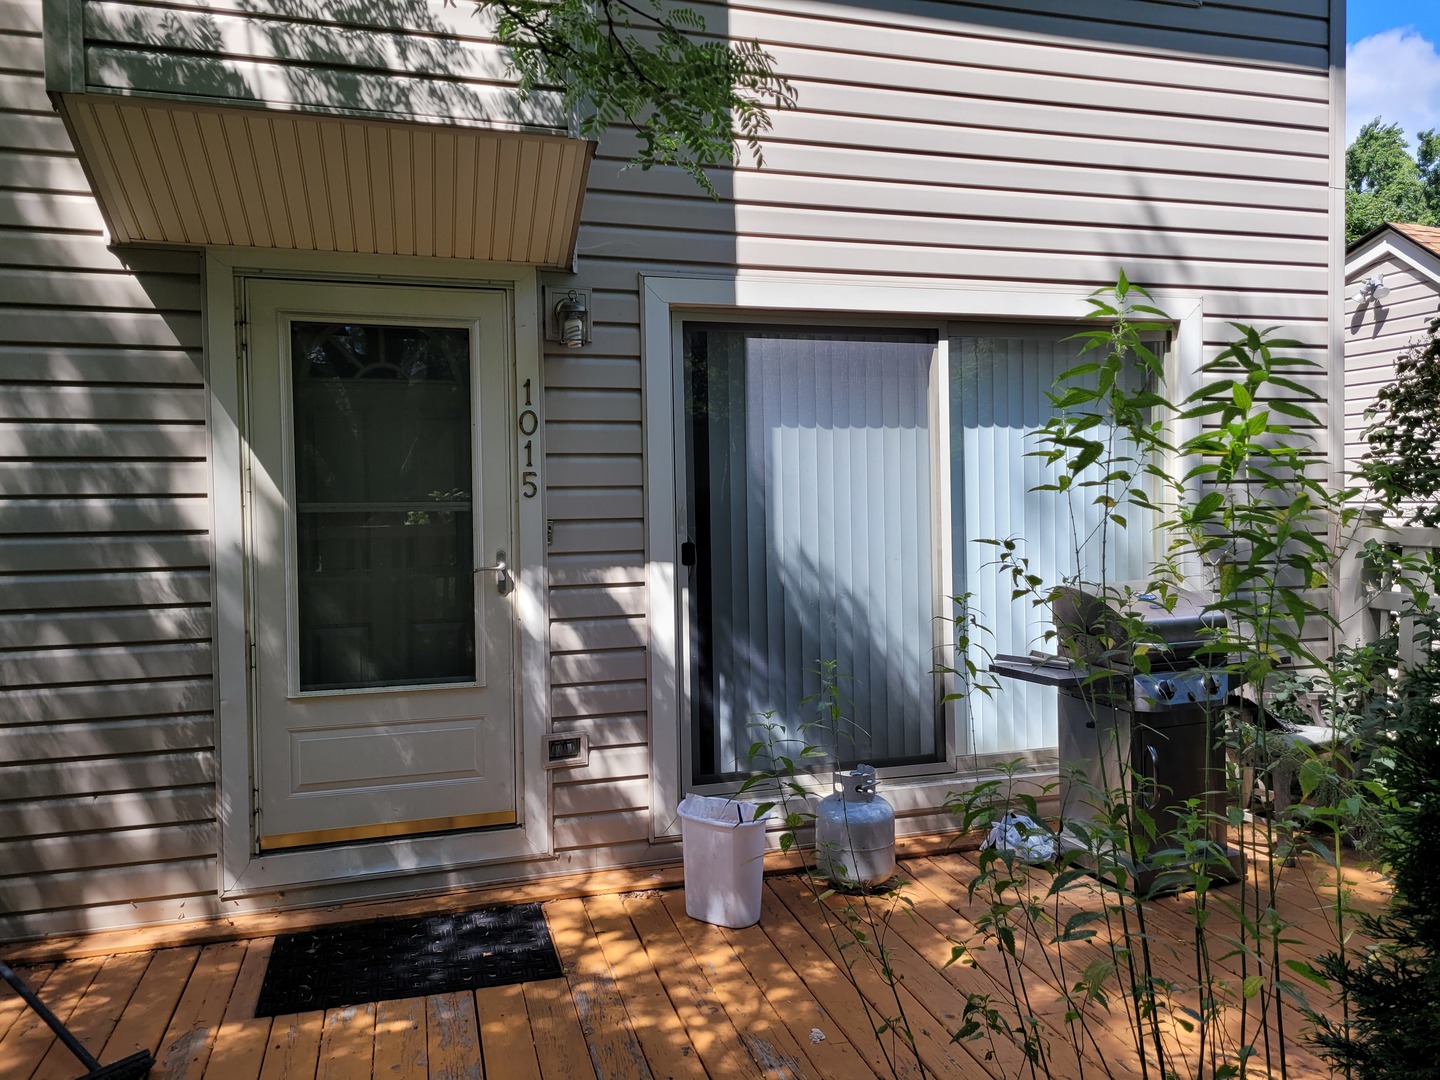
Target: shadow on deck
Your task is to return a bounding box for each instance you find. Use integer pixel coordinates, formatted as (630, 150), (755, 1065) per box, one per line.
(0, 847), (1388, 1079)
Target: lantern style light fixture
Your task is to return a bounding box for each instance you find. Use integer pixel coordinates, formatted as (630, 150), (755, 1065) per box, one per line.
(554, 290), (589, 348)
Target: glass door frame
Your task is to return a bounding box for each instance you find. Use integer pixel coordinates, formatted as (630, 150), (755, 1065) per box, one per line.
(639, 272), (1206, 843)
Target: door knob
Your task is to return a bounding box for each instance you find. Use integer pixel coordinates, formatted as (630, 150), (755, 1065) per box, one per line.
(475, 550), (512, 596)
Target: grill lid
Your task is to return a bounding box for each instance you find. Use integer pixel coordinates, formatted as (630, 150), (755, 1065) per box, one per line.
(1052, 584), (1223, 669)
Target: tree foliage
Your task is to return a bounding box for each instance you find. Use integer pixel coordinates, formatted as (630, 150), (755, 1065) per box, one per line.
(1346, 119), (1440, 243)
(473, 0), (795, 194)
(1312, 656), (1440, 1079)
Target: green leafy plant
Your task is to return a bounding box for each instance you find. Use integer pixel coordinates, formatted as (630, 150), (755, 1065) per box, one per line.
(719, 276), (1404, 1080)
(1311, 657), (1440, 1079)
(947, 275), (1371, 1078)
(1307, 327), (1440, 1077)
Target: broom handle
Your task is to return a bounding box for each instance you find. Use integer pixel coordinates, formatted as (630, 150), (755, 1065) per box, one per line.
(0, 959), (103, 1070)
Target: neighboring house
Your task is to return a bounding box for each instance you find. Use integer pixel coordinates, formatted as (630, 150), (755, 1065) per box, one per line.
(0, 0), (1345, 941)
(1343, 222), (1440, 482)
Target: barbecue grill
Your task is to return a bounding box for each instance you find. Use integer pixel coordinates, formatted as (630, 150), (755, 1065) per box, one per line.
(992, 583), (1244, 893)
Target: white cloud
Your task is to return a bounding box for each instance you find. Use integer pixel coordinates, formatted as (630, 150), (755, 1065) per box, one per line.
(1347, 28), (1440, 147)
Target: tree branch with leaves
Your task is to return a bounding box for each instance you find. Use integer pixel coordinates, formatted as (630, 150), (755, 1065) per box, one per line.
(472, 0), (796, 195)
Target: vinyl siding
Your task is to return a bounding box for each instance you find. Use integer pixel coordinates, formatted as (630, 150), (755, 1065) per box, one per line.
(541, 0), (1338, 854)
(0, 0), (214, 940)
(73, 0), (568, 133)
(3, 0), (1340, 937)
(1343, 258), (1440, 482)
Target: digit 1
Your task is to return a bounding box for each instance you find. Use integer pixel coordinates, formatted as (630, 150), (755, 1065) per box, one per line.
(522, 378), (532, 407)
(524, 440), (533, 468)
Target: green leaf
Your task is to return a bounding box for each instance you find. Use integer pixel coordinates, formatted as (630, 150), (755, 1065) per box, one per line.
(1284, 959), (1331, 989)
(1243, 974), (1264, 999)
(1298, 757), (1327, 800)
(1268, 399), (1321, 425)
(480, 0), (796, 195)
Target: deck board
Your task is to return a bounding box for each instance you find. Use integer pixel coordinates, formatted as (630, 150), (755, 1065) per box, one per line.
(753, 886), (923, 1080)
(624, 893), (762, 1077)
(767, 875), (991, 1079)
(258, 1009), (325, 1080)
(0, 966), (53, 1046)
(373, 998), (427, 1079)
(475, 983), (540, 1080)
(660, 889), (814, 1078)
(547, 897), (653, 1079)
(100, 946), (199, 1069)
(523, 976), (593, 1079)
(205, 938), (275, 1080)
(317, 1002), (377, 1080)
(890, 858), (1133, 1077)
(422, 994), (476, 1080)
(30, 951), (149, 1080)
(0, 849), (1388, 1079)
(719, 908), (877, 1080)
(154, 940), (248, 1079)
(582, 892), (707, 1080)
(0, 954), (104, 1079)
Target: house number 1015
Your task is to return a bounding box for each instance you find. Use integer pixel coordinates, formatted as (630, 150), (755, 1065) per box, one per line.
(519, 378), (538, 499)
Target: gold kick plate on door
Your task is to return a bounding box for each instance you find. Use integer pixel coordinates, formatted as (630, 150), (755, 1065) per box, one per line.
(258, 810), (518, 851)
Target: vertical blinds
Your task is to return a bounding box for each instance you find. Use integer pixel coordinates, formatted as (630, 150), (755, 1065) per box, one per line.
(685, 326), (941, 780)
(952, 332), (1160, 754)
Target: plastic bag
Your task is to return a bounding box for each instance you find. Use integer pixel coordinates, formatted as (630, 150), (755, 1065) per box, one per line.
(981, 811), (1057, 863)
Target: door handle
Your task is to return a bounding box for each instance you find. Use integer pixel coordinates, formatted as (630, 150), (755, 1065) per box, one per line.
(475, 550), (512, 596)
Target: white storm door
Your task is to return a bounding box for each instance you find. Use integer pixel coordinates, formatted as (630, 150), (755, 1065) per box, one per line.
(245, 280), (517, 851)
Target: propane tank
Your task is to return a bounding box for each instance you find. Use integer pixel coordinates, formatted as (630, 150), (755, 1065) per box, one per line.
(815, 764), (896, 887)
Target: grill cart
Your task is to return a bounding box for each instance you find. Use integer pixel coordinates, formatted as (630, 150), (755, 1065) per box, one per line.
(992, 585), (1244, 895)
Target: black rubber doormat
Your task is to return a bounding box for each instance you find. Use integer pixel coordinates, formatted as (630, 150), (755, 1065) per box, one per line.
(253, 902), (563, 1017)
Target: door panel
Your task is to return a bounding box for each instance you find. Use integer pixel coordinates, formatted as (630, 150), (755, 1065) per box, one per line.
(245, 280), (517, 851)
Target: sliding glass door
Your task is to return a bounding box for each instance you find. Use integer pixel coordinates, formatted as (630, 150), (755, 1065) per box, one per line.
(679, 319), (1163, 781)
(952, 329), (1163, 754)
(682, 325), (943, 783)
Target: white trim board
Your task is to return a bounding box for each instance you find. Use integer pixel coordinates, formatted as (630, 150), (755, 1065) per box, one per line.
(205, 248), (552, 898)
(639, 271), (1204, 842)
(1346, 232), (1440, 289)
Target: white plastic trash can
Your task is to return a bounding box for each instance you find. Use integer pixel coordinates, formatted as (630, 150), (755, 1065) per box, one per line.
(677, 794), (771, 928)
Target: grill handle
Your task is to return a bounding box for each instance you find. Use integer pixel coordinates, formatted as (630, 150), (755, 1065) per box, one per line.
(1142, 744), (1160, 809)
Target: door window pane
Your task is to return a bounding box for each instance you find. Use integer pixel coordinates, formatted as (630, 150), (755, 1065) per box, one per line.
(291, 322), (475, 691)
(684, 325), (942, 782)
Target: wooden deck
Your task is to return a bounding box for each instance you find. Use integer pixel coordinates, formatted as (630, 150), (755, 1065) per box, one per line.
(0, 849), (1386, 1079)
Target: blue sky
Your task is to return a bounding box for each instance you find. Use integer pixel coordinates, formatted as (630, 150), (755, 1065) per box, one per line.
(1347, 0), (1440, 146)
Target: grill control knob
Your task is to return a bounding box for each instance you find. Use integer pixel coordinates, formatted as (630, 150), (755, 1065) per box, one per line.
(1157, 679), (1178, 701)
(1201, 675), (1220, 695)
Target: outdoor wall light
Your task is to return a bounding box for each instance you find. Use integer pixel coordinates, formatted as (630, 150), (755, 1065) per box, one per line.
(1353, 275), (1391, 305)
(554, 290), (590, 348)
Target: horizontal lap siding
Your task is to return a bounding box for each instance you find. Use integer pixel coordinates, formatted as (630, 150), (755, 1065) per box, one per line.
(545, 336), (650, 852)
(1343, 258), (1440, 481)
(79, 0), (567, 133)
(0, 0), (214, 940)
(4, 0), (1337, 918)
(544, 0), (1336, 853)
